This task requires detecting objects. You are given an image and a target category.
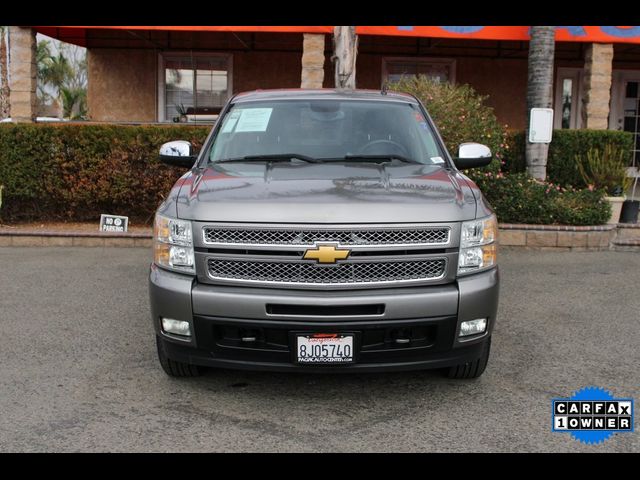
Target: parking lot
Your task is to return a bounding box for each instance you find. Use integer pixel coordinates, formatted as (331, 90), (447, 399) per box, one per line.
(0, 246), (638, 452)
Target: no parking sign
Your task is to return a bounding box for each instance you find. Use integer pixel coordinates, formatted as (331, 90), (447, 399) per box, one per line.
(99, 214), (129, 233)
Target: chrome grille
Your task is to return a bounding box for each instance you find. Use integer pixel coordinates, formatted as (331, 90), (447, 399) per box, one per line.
(203, 226), (450, 246)
(207, 258), (447, 285)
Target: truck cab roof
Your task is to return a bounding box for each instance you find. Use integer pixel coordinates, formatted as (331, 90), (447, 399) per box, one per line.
(231, 88), (419, 104)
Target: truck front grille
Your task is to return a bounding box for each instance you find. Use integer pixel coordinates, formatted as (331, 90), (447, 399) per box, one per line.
(198, 223), (455, 288)
(207, 258), (447, 286)
(203, 226), (450, 246)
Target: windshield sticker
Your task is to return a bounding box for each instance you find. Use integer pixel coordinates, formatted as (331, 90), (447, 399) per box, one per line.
(431, 156), (445, 164)
(220, 110), (241, 133)
(235, 108), (273, 132)
(413, 112), (429, 130)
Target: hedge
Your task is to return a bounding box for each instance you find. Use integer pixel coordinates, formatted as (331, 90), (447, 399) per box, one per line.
(473, 172), (611, 226)
(0, 123), (613, 226)
(503, 129), (635, 188)
(0, 123), (210, 223)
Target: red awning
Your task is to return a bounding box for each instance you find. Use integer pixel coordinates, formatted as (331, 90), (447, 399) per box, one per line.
(33, 25), (640, 47)
(33, 26), (335, 46)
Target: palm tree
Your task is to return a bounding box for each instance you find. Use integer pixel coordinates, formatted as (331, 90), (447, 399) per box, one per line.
(525, 26), (556, 180)
(0, 26), (10, 118)
(36, 40), (54, 107)
(60, 86), (86, 119)
(37, 40), (87, 120)
(43, 53), (74, 93)
(60, 47), (87, 120)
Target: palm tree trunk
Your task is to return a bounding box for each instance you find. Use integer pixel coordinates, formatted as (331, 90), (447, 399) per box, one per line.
(525, 26), (556, 180)
(333, 26), (358, 89)
(0, 27), (10, 118)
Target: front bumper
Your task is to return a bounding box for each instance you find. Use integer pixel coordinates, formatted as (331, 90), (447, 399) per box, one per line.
(149, 264), (499, 372)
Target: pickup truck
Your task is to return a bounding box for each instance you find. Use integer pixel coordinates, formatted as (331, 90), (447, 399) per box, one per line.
(149, 88), (499, 378)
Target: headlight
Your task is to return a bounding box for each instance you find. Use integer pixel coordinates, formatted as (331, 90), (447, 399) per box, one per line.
(154, 214), (195, 274)
(458, 214), (497, 275)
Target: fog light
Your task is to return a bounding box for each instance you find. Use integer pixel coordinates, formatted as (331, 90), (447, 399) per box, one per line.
(459, 318), (487, 337)
(161, 318), (191, 337)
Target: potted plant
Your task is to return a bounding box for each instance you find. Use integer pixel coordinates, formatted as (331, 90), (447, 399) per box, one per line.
(620, 168), (639, 223)
(174, 104), (189, 123)
(576, 144), (632, 224)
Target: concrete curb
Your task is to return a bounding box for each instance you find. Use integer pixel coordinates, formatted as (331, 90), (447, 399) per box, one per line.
(0, 230), (153, 247)
(0, 223), (636, 249)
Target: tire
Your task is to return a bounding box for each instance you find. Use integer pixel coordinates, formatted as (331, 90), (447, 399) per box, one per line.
(446, 336), (491, 379)
(156, 336), (202, 377)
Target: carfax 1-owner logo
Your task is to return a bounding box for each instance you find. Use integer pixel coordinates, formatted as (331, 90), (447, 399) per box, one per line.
(552, 386), (634, 444)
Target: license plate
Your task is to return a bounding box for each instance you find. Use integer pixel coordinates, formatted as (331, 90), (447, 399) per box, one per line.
(296, 334), (354, 364)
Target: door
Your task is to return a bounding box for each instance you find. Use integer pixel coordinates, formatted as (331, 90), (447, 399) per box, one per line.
(554, 68), (583, 129)
(610, 71), (640, 166)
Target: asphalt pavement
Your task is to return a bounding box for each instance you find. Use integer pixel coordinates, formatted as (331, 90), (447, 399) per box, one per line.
(0, 247), (638, 452)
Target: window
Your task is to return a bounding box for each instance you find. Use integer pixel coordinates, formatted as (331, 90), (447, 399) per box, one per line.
(554, 68), (583, 129)
(611, 71), (640, 165)
(561, 78), (573, 129)
(623, 80), (640, 166)
(382, 57), (456, 85)
(159, 53), (232, 122)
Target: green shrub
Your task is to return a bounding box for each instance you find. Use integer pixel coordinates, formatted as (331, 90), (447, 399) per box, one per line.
(502, 130), (526, 172)
(0, 123), (210, 223)
(576, 144), (632, 196)
(390, 76), (508, 175)
(503, 129), (634, 188)
(473, 172), (611, 225)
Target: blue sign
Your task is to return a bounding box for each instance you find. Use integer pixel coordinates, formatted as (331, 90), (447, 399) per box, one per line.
(552, 386), (634, 445)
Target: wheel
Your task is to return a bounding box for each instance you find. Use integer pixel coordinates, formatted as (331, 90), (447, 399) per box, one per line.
(446, 336), (491, 379)
(156, 335), (202, 377)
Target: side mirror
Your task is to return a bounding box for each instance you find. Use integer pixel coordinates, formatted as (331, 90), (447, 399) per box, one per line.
(159, 141), (197, 168)
(454, 143), (493, 169)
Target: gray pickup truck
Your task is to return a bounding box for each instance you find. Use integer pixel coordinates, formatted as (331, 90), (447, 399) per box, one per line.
(149, 89), (499, 378)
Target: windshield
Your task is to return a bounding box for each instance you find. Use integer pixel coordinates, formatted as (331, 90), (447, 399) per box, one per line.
(207, 99), (447, 165)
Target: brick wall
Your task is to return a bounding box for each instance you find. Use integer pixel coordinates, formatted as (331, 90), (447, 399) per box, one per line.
(83, 31), (638, 129)
(87, 49), (157, 122)
(85, 31), (536, 126)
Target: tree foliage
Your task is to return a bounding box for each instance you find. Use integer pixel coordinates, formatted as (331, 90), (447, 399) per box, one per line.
(389, 75), (508, 176)
(36, 38), (87, 119)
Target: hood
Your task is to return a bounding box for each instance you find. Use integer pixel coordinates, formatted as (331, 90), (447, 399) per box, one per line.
(174, 161), (478, 223)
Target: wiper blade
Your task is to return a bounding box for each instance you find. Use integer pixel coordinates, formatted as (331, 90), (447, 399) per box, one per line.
(323, 155), (422, 164)
(215, 154), (321, 164)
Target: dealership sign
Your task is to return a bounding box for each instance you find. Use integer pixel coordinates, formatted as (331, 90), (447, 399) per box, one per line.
(356, 26), (640, 43)
(99, 214), (129, 233)
(529, 108), (554, 144)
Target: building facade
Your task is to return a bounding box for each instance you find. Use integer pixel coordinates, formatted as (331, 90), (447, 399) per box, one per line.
(9, 26), (640, 146)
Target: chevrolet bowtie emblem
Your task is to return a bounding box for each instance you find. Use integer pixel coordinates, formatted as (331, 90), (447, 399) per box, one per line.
(303, 244), (351, 264)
